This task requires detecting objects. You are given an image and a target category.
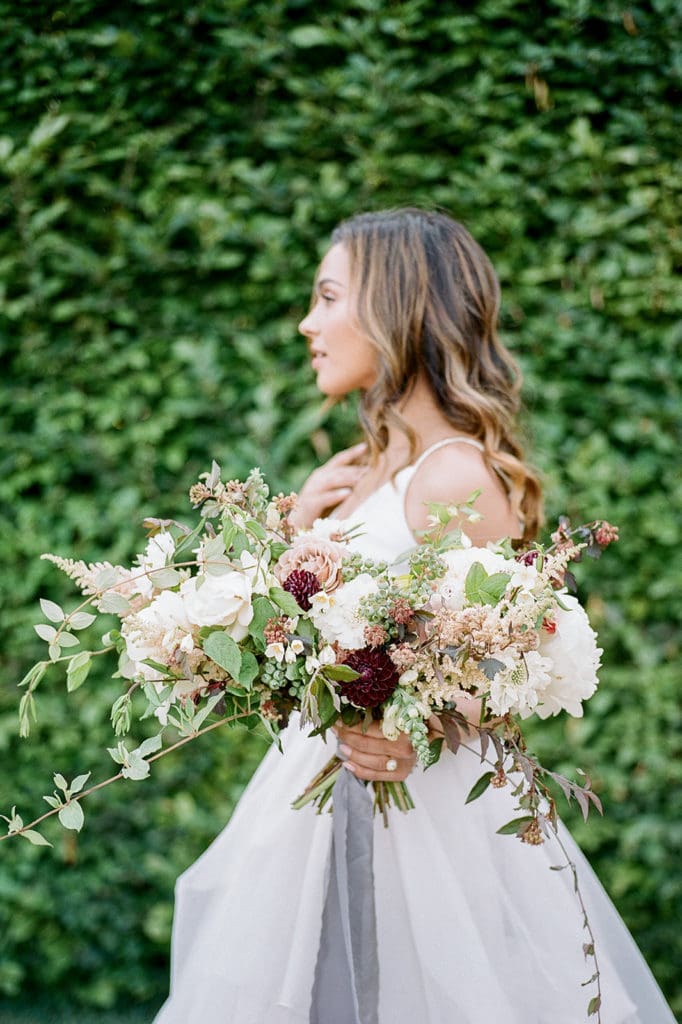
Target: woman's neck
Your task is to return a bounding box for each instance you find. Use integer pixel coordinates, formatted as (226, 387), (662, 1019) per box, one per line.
(384, 374), (455, 459)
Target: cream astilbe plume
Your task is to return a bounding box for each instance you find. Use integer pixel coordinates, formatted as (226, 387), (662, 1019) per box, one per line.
(41, 554), (118, 595)
(40, 554), (144, 605)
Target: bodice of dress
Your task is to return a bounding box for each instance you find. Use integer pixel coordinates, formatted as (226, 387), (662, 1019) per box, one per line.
(342, 436), (485, 564)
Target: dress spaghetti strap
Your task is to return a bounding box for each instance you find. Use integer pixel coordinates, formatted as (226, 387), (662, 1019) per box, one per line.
(411, 436), (484, 472)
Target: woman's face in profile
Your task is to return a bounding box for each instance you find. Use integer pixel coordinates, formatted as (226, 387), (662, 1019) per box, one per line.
(299, 243), (378, 397)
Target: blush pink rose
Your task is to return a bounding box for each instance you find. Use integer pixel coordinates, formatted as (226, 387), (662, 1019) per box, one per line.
(275, 536), (346, 593)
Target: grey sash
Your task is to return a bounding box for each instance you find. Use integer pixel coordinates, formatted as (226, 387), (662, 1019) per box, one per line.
(309, 768), (379, 1024)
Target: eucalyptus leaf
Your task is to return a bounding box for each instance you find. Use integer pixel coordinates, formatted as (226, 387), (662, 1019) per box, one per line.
(34, 623), (57, 643)
(57, 631), (80, 648)
(21, 830), (53, 847)
(149, 567), (182, 588)
(69, 611), (97, 630)
(40, 598), (64, 623)
(67, 652), (92, 692)
(99, 592), (131, 614)
(58, 801), (85, 832)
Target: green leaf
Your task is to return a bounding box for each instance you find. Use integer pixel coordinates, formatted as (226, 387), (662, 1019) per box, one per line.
(137, 734), (163, 759)
(122, 753), (151, 781)
(317, 682), (339, 729)
(289, 25), (334, 47)
(324, 664), (360, 682)
(69, 611), (97, 630)
(54, 773), (68, 792)
(40, 598), (65, 623)
(588, 996), (601, 1015)
(496, 816), (535, 836)
(238, 650), (259, 689)
(464, 563), (511, 606)
(57, 631), (80, 648)
(269, 586), (302, 617)
(58, 801), (85, 832)
(66, 652), (92, 692)
(248, 595), (277, 642)
(135, 737), (161, 761)
(203, 630), (242, 679)
(149, 567), (182, 588)
(465, 771), (494, 804)
(34, 623), (57, 643)
(99, 592), (131, 614)
(21, 829), (53, 847)
(69, 773), (91, 795)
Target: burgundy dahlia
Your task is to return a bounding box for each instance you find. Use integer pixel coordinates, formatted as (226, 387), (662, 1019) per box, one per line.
(282, 569), (322, 611)
(340, 647), (400, 708)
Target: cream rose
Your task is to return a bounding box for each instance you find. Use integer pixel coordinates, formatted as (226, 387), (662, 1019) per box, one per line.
(180, 570), (253, 641)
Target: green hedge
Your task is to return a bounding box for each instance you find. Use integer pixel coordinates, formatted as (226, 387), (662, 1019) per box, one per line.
(1, 0), (680, 1015)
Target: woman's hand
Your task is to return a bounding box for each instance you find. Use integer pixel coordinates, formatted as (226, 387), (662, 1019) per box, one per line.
(332, 720), (417, 782)
(289, 443), (367, 531)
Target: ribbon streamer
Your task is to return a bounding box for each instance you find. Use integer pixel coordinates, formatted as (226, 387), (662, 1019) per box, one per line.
(310, 768), (379, 1024)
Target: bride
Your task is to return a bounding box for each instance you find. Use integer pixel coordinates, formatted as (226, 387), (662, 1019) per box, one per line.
(154, 208), (675, 1023)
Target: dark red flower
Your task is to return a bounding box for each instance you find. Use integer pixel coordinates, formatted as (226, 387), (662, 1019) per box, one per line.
(516, 549), (540, 566)
(282, 569), (322, 611)
(340, 647), (400, 708)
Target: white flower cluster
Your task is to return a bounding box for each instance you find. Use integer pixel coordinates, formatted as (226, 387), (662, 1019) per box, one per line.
(419, 547), (602, 720)
(308, 573), (378, 649)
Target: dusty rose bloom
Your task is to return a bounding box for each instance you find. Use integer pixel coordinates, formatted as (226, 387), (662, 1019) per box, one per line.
(274, 536), (346, 593)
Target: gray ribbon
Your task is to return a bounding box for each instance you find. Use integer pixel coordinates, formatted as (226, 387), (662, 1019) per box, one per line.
(310, 767), (379, 1024)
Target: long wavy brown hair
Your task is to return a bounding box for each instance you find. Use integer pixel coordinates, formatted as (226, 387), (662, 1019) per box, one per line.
(329, 207), (543, 540)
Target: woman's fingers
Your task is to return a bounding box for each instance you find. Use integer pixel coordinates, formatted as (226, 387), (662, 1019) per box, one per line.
(335, 722), (413, 758)
(329, 442), (367, 466)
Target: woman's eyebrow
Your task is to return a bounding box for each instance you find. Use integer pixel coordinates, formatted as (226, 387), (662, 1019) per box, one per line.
(316, 277), (345, 290)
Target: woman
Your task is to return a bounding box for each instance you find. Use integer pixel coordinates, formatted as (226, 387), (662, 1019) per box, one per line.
(155, 209), (675, 1023)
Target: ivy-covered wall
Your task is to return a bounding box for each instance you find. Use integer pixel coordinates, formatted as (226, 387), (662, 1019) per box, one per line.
(1, 0), (680, 1015)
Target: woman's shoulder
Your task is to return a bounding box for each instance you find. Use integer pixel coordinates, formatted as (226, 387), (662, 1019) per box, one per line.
(404, 439), (519, 543)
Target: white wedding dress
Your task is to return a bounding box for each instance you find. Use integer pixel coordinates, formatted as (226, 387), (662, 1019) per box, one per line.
(154, 439), (676, 1024)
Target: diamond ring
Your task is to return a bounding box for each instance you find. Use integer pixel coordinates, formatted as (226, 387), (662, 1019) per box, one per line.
(385, 758), (398, 772)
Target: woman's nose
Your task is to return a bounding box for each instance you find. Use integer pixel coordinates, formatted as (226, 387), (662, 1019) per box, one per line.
(298, 312), (316, 337)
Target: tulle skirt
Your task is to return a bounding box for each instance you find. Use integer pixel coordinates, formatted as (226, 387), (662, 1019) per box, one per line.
(154, 717), (675, 1023)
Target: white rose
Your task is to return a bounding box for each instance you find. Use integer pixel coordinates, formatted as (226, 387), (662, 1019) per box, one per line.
(308, 572), (377, 649)
(180, 571), (253, 641)
(536, 595), (602, 718)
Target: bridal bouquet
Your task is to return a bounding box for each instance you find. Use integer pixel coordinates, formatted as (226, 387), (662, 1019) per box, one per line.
(6, 461), (617, 847)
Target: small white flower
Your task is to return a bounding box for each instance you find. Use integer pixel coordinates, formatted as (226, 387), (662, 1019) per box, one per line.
(381, 703), (401, 741)
(284, 645), (298, 664)
(318, 645), (336, 665)
(399, 668), (418, 686)
(305, 655), (320, 673)
(290, 638), (305, 655)
(265, 642), (285, 662)
(308, 573), (378, 649)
